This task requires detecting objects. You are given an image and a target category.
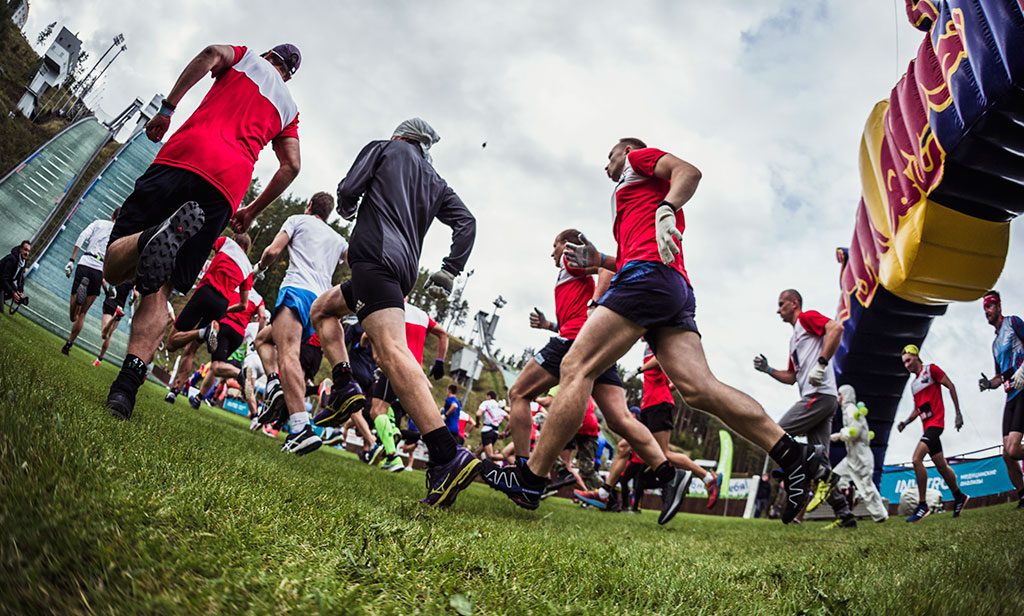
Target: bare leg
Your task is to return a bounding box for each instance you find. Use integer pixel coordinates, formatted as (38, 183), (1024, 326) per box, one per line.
(310, 286), (352, 366)
(508, 359), (558, 458)
(653, 430), (709, 479)
(98, 314), (115, 359)
(1003, 433), (1024, 492)
(166, 324), (201, 352)
(102, 233), (143, 285)
(351, 410), (376, 450)
(171, 340), (202, 392)
(912, 441), (929, 502)
(67, 295), (98, 345)
(592, 380), (667, 470)
(931, 452), (962, 501)
(652, 328), (784, 451)
(270, 309), (305, 417)
(199, 360), (239, 397)
(360, 308), (443, 434)
(254, 323), (277, 376)
(125, 282), (174, 362)
(605, 439), (632, 486)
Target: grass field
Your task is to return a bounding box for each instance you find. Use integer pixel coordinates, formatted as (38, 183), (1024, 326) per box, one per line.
(1, 316), (1022, 615)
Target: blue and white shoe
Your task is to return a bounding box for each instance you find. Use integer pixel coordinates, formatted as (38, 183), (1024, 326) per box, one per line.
(281, 424), (322, 456)
(188, 394), (201, 410)
(906, 503), (930, 523)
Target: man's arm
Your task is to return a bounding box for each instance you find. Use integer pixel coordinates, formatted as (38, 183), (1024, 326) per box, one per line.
(652, 153), (702, 210)
(336, 141), (385, 220)
(897, 408), (921, 432)
(257, 305), (268, 331)
(257, 231), (291, 271)
(145, 45), (237, 143)
(226, 279), (251, 314)
(231, 137), (301, 232)
(820, 319), (843, 362)
(939, 374), (964, 429)
(429, 322), (449, 362)
(435, 187), (476, 277)
(594, 269), (613, 300)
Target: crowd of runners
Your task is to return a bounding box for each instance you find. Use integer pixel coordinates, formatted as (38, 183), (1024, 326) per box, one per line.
(8, 40), (1023, 527)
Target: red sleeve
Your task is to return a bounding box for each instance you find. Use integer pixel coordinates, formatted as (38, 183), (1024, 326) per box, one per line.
(428, 315), (438, 329)
(930, 364), (946, 381)
(626, 147), (667, 177)
(276, 112), (299, 140)
(230, 45), (246, 65)
(213, 236), (226, 252)
(797, 311), (830, 336)
(560, 254), (585, 278)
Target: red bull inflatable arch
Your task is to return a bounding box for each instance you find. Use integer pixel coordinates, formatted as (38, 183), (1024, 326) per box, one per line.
(833, 0), (1024, 481)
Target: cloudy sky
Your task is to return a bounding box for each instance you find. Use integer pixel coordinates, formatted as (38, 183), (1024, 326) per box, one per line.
(23, 1), (1024, 464)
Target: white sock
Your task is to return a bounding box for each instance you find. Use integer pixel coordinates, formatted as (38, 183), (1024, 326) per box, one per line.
(597, 487), (609, 499)
(289, 411), (310, 431)
(703, 472), (715, 485)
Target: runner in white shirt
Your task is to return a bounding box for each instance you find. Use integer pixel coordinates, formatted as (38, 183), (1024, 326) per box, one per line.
(252, 192), (363, 455)
(476, 391), (509, 460)
(61, 208), (118, 355)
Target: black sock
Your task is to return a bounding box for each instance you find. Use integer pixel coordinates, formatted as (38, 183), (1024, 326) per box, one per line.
(600, 482), (613, 492)
(332, 362), (353, 387)
(136, 225), (159, 253)
(516, 456), (529, 468)
(305, 384), (319, 397)
(113, 354), (147, 394)
(422, 427), (458, 465)
(654, 461), (675, 486)
(951, 488), (963, 501)
(269, 372), (279, 382)
(520, 464), (547, 488)
(769, 433), (801, 468)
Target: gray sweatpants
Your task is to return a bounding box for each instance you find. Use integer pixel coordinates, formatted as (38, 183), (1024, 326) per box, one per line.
(779, 393), (852, 519)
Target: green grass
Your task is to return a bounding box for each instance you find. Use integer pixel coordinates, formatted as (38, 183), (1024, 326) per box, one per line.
(1, 316), (1022, 615)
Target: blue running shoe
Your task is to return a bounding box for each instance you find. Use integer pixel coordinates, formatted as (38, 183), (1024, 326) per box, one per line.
(952, 493), (969, 518)
(480, 459), (545, 510)
(906, 503), (930, 522)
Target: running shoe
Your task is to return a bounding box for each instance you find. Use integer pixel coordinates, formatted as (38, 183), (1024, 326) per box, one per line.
(381, 456), (404, 473)
(359, 449), (372, 464)
(367, 443), (384, 466)
(199, 323), (218, 354)
(780, 443), (828, 525)
(706, 471), (721, 509)
(824, 515), (858, 530)
(323, 429), (346, 447)
(658, 469), (693, 526)
(952, 493), (969, 518)
(281, 424), (322, 456)
(135, 201), (205, 294)
(479, 458), (544, 510)
(249, 416), (260, 431)
(61, 341), (71, 355)
(259, 375), (286, 425)
(93, 358), (101, 367)
(806, 477), (835, 513)
(318, 378), (333, 411)
(75, 278), (88, 306)
(906, 503), (930, 522)
(313, 379), (365, 427)
(626, 509), (642, 515)
(421, 446), (482, 508)
(188, 394), (201, 410)
(106, 388), (134, 421)
(573, 489), (610, 510)
(164, 389), (177, 404)
(1018, 494), (1024, 509)
(113, 306), (124, 319)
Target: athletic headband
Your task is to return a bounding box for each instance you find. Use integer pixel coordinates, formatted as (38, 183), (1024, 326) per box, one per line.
(902, 344), (919, 356)
(983, 295), (1000, 308)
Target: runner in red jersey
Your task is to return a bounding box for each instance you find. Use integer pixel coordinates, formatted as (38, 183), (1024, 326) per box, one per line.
(485, 138), (822, 527)
(897, 344), (968, 521)
(103, 43), (302, 421)
(495, 228), (667, 500)
(191, 288), (267, 410)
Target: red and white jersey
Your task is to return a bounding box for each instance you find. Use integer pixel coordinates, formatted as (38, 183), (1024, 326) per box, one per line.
(221, 288), (263, 336)
(458, 410), (472, 438)
(910, 363), (946, 430)
(197, 237), (253, 305)
(611, 147), (689, 282)
(788, 310), (837, 398)
(404, 302), (437, 363)
(641, 344), (674, 409)
(554, 253), (593, 340)
(154, 46), (300, 212)
(577, 397), (600, 437)
(530, 401), (543, 442)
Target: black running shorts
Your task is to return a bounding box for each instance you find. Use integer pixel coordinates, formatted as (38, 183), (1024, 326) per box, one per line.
(401, 428), (420, 445)
(921, 425), (944, 456)
(211, 325), (244, 363)
(1003, 394), (1024, 436)
(533, 336), (623, 387)
(174, 284), (228, 331)
(72, 264), (103, 298)
(481, 428), (500, 447)
(339, 261), (406, 321)
(110, 164), (232, 293)
(371, 369), (398, 404)
(640, 402), (675, 433)
(299, 341), (324, 381)
(101, 281), (134, 316)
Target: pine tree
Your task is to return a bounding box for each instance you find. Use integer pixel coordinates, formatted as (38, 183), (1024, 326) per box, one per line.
(36, 21), (55, 46)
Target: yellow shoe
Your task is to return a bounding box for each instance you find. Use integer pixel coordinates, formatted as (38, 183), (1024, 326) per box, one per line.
(806, 478), (833, 513)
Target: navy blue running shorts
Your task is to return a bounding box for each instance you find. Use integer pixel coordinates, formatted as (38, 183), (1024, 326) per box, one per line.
(533, 336), (623, 387)
(597, 260), (699, 353)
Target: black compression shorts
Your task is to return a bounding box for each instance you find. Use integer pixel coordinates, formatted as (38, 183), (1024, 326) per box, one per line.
(174, 284), (228, 331)
(211, 325), (244, 363)
(339, 261), (406, 321)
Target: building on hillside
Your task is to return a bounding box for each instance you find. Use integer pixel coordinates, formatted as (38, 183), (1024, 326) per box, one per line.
(16, 25), (81, 118)
(10, 0), (28, 29)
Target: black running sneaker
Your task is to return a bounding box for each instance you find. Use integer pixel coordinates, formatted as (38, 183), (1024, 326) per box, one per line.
(106, 388), (135, 420)
(313, 379), (365, 428)
(421, 446), (482, 508)
(780, 443), (827, 524)
(480, 459), (545, 510)
(281, 424), (322, 456)
(199, 323), (218, 354)
(188, 393), (201, 410)
(136, 201), (205, 294)
(61, 341), (71, 355)
(658, 469), (693, 525)
(259, 375), (286, 425)
(952, 493), (969, 518)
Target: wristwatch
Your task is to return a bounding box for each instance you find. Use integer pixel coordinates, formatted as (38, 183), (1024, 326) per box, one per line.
(817, 357), (828, 366)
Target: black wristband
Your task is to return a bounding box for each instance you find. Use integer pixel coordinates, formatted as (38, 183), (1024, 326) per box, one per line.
(817, 357), (828, 366)
(659, 199), (678, 212)
(160, 98), (177, 111)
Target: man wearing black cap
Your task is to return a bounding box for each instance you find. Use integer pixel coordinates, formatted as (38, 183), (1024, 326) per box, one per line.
(309, 118), (478, 507)
(101, 43), (303, 420)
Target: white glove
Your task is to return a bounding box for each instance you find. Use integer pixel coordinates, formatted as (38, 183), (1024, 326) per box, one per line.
(253, 262), (265, 281)
(753, 354), (771, 374)
(808, 361), (827, 386)
(109, 286), (117, 300)
(564, 233), (601, 269)
(654, 203), (683, 265)
(64, 261), (73, 278)
(1012, 365), (1024, 390)
(424, 268), (455, 298)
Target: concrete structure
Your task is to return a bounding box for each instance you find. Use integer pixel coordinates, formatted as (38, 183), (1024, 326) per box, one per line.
(17, 26), (81, 118)
(10, 0), (28, 29)
(133, 93), (164, 133)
